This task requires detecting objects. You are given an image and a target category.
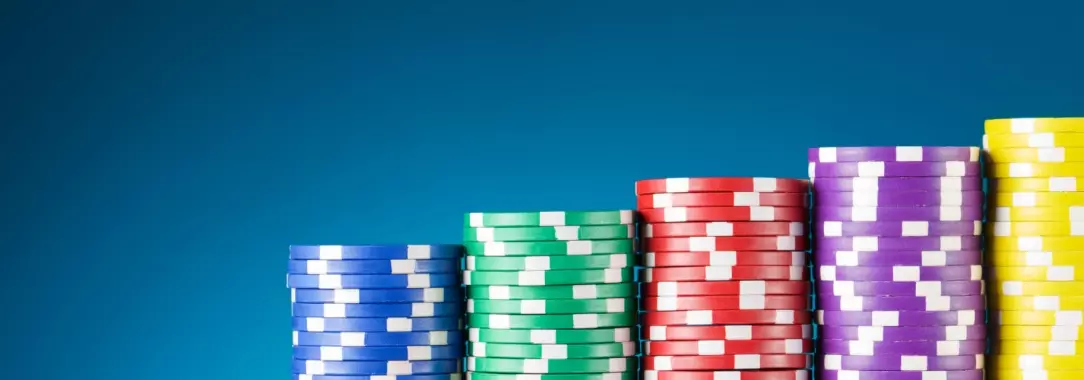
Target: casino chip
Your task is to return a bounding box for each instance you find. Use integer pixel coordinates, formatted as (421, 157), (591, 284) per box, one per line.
(809, 146), (987, 380)
(985, 117), (1084, 376)
(635, 177), (812, 379)
(463, 210), (637, 379)
(288, 245), (465, 377)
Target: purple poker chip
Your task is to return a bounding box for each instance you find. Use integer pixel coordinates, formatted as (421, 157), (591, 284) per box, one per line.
(816, 221), (981, 237)
(816, 310), (982, 326)
(819, 339), (987, 356)
(814, 206), (984, 222)
(820, 325), (986, 342)
(814, 190), (985, 207)
(809, 147), (981, 163)
(817, 354), (984, 371)
(814, 236), (982, 251)
(816, 294), (986, 312)
(813, 250), (983, 267)
(816, 369), (984, 380)
(817, 265), (982, 282)
(816, 280), (985, 297)
(812, 177), (982, 192)
(809, 162), (981, 178)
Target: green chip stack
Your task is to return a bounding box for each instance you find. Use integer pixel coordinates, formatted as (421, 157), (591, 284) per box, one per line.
(463, 210), (639, 380)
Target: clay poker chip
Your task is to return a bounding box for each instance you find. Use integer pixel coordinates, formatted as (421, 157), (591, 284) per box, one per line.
(644, 354), (812, 371)
(642, 295), (811, 311)
(645, 251), (807, 268)
(645, 266), (807, 282)
(642, 280), (810, 296)
(638, 191), (808, 208)
(643, 236), (807, 251)
(816, 280), (985, 297)
(814, 190), (984, 207)
(640, 206), (807, 223)
(643, 339), (814, 355)
(816, 294), (986, 312)
(636, 177), (809, 194)
(642, 221), (805, 237)
(644, 325), (813, 341)
(809, 146), (980, 163)
(817, 221), (981, 237)
(813, 250), (983, 267)
(809, 161), (981, 178)
(819, 325), (986, 342)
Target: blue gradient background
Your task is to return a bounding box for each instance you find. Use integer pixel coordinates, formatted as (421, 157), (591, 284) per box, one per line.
(4, 0), (1083, 379)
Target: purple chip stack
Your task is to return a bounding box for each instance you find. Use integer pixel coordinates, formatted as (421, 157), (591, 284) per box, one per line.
(808, 146), (987, 380)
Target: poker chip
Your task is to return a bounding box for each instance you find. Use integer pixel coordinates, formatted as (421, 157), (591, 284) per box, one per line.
(990, 295), (1084, 311)
(816, 280), (985, 297)
(985, 132), (1084, 149)
(814, 236), (982, 251)
(811, 176), (982, 192)
(645, 251), (806, 267)
(991, 177), (1084, 192)
(809, 161), (981, 178)
(819, 325), (986, 342)
(816, 295), (985, 312)
(994, 310), (1084, 326)
(993, 281), (1084, 296)
(813, 250), (983, 267)
(816, 309), (981, 326)
(990, 147), (1084, 163)
(990, 221), (1084, 236)
(993, 340), (1084, 355)
(990, 370), (1084, 380)
(463, 210), (638, 380)
(286, 244), (465, 379)
(814, 206), (983, 221)
(995, 326), (1084, 341)
(990, 354), (1084, 370)
(816, 354), (984, 371)
(636, 177), (813, 376)
(990, 162), (1084, 178)
(817, 221), (981, 237)
(645, 369), (811, 380)
(810, 146), (980, 163)
(818, 339), (987, 356)
(816, 370), (983, 380)
(817, 265), (982, 282)
(815, 190), (985, 207)
(643, 339), (814, 355)
(986, 117), (1084, 134)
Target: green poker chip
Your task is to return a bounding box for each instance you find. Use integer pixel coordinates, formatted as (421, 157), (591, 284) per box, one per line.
(469, 327), (637, 344)
(464, 239), (634, 257)
(468, 298), (636, 314)
(467, 372), (637, 380)
(467, 341), (637, 359)
(464, 224), (634, 242)
(463, 268), (634, 286)
(466, 253), (634, 271)
(467, 357), (637, 374)
(465, 210), (634, 228)
(467, 312), (636, 329)
(467, 284), (637, 300)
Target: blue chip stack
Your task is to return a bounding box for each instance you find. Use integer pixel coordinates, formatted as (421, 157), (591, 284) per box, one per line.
(288, 244), (465, 380)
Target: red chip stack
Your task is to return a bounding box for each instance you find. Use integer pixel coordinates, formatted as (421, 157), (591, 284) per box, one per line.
(636, 177), (814, 380)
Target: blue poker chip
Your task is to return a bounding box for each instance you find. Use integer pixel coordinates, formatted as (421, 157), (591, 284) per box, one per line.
(292, 375), (461, 380)
(292, 316), (462, 332)
(287, 274), (460, 289)
(290, 245), (463, 260)
(292, 288), (463, 304)
(292, 345), (464, 361)
(288, 259), (460, 275)
(294, 330), (465, 347)
(292, 302), (462, 318)
(292, 359), (460, 375)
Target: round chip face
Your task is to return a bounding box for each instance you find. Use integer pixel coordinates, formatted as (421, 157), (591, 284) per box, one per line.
(641, 295), (810, 311)
(292, 345), (464, 361)
(640, 206), (807, 223)
(815, 310), (982, 326)
(814, 190), (984, 207)
(816, 354), (984, 371)
(464, 210), (634, 227)
(291, 359), (460, 375)
(466, 356), (636, 374)
(646, 251), (806, 268)
(809, 161), (981, 178)
(644, 369), (811, 380)
(643, 325), (812, 341)
(819, 325), (986, 342)
(635, 177), (809, 195)
(643, 339), (814, 355)
(986, 117), (1084, 135)
(642, 221), (805, 237)
(643, 354), (811, 370)
(638, 192), (809, 208)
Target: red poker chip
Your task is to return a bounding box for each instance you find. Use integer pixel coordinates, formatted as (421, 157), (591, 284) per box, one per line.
(642, 281), (811, 296)
(644, 369), (810, 380)
(644, 339), (814, 355)
(636, 177), (809, 195)
(643, 266), (808, 282)
(643, 236), (808, 252)
(642, 295), (810, 311)
(644, 354), (812, 370)
(640, 206), (807, 223)
(645, 251), (807, 268)
(643, 221), (806, 238)
(642, 309), (812, 326)
(644, 325), (812, 341)
(637, 192), (809, 208)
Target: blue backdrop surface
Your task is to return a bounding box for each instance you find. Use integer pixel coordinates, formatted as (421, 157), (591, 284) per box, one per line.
(3, 0), (1083, 379)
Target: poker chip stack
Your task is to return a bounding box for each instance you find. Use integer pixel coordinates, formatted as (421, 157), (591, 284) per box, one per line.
(462, 211), (639, 380)
(808, 147), (987, 380)
(287, 244), (465, 380)
(984, 117), (1084, 380)
(635, 177), (815, 380)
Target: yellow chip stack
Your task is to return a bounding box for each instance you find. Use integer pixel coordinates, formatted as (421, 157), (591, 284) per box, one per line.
(985, 117), (1084, 380)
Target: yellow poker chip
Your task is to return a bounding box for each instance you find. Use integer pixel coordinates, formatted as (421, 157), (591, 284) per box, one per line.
(988, 222), (1084, 237)
(990, 206), (1084, 222)
(995, 326), (1084, 342)
(991, 162), (1084, 178)
(986, 118), (1084, 135)
(990, 370), (1084, 380)
(991, 236), (1084, 251)
(991, 266), (1078, 282)
(994, 340), (1084, 355)
(993, 192), (1084, 207)
(987, 251), (1084, 267)
(990, 148), (1084, 163)
(990, 354), (1084, 370)
(991, 177), (1084, 192)
(995, 310), (1084, 326)
(994, 281), (1084, 296)
(985, 132), (1084, 149)
(990, 295), (1084, 311)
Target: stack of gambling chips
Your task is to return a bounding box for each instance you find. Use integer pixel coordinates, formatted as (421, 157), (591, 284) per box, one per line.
(635, 177), (814, 380)
(984, 117), (1084, 380)
(287, 245), (465, 380)
(462, 211), (639, 380)
(808, 146), (987, 380)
